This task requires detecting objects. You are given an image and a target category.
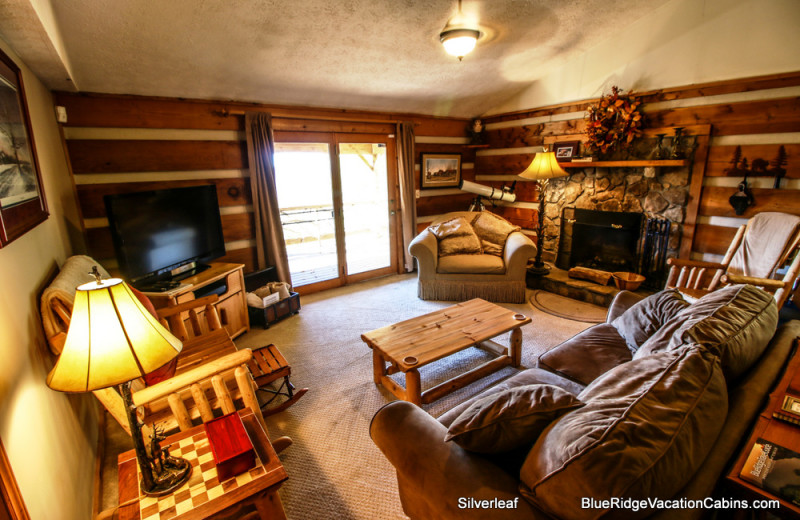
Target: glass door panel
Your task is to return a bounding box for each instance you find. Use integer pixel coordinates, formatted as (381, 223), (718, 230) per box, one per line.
(339, 142), (391, 275)
(273, 142), (338, 287)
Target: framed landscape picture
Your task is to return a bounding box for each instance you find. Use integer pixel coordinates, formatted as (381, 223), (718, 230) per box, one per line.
(420, 153), (461, 189)
(0, 48), (47, 248)
(552, 141), (580, 161)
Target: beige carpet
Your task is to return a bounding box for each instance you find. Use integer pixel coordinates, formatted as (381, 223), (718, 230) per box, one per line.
(235, 273), (593, 519)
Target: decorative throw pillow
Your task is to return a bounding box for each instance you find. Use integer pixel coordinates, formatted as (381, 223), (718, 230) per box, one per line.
(520, 345), (727, 519)
(471, 212), (520, 256)
(635, 284), (777, 381)
(611, 289), (690, 353)
(445, 384), (583, 453)
(428, 217), (482, 256)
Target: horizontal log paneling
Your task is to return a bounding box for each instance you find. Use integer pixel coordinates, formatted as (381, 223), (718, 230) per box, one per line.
(692, 224), (740, 256)
(485, 120), (586, 148)
(489, 207), (538, 229)
(415, 143), (477, 158)
(476, 154), (536, 175)
(85, 228), (114, 259)
(415, 193), (474, 216)
(219, 247), (257, 273)
(274, 119), (395, 134)
(68, 140), (247, 173)
(53, 91), (470, 136)
(646, 98), (800, 131)
(483, 72), (800, 125)
(77, 179), (251, 218)
(706, 144), (800, 178)
(698, 186), (800, 218)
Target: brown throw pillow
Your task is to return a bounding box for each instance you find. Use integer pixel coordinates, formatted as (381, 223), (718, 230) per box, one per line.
(445, 384), (583, 453)
(611, 289), (690, 353)
(428, 217), (482, 256)
(471, 212), (520, 256)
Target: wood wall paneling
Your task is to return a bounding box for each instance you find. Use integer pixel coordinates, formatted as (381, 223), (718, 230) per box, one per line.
(705, 144), (800, 178)
(67, 140), (247, 173)
(698, 186), (800, 218)
(692, 224), (740, 256)
(76, 179), (251, 218)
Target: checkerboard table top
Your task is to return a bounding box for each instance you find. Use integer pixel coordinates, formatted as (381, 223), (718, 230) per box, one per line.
(361, 298), (531, 371)
(117, 411), (287, 520)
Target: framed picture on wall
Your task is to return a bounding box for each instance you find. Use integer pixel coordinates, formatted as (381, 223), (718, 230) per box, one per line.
(0, 47), (48, 249)
(420, 153), (461, 189)
(552, 141), (581, 161)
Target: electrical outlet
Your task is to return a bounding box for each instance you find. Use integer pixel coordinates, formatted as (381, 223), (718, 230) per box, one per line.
(415, 189), (420, 199)
(55, 106), (67, 123)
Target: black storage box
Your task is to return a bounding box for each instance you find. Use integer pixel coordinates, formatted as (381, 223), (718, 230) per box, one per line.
(248, 292), (301, 329)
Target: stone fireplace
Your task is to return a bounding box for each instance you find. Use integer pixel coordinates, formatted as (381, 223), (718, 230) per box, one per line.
(540, 165), (690, 272)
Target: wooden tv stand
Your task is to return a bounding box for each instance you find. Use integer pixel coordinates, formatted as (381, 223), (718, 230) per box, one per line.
(144, 262), (250, 339)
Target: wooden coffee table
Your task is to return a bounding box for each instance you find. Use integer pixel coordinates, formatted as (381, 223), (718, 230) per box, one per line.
(361, 298), (531, 406)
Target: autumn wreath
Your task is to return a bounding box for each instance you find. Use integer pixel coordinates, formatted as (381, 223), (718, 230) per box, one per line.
(585, 86), (644, 155)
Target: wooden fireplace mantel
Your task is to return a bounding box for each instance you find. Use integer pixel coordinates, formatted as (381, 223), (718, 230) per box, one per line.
(561, 159), (689, 168)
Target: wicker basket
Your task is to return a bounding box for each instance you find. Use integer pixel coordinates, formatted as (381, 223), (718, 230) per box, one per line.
(612, 272), (646, 291)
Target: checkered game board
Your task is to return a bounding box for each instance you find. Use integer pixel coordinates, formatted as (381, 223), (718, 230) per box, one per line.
(137, 432), (266, 520)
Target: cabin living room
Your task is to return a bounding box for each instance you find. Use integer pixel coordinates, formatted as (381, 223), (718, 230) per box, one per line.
(1, 1), (799, 519)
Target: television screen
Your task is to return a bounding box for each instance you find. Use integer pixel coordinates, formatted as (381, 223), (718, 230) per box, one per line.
(104, 185), (226, 283)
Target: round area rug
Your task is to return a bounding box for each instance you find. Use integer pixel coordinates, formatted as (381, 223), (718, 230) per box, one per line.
(529, 290), (607, 323)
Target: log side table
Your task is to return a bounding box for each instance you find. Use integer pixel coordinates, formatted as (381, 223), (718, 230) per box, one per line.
(117, 409), (288, 520)
(361, 298), (531, 406)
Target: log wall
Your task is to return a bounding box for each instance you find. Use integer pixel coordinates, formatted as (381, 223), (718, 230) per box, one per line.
(54, 92), (471, 274)
(475, 71), (800, 263)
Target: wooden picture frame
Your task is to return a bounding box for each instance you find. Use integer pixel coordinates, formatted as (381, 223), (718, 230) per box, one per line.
(0, 48), (47, 248)
(420, 153), (461, 189)
(0, 437), (30, 520)
(552, 141), (581, 161)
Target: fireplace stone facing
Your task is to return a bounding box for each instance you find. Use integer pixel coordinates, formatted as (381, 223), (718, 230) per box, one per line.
(539, 166), (690, 266)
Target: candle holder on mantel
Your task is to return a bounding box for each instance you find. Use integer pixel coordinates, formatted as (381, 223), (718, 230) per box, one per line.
(670, 127), (685, 159)
(652, 134), (667, 160)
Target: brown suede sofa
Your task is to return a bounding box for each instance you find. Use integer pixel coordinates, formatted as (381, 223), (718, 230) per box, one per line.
(371, 285), (800, 519)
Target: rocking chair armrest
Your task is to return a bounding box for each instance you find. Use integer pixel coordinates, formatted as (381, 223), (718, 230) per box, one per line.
(666, 258), (727, 270)
(720, 274), (786, 290)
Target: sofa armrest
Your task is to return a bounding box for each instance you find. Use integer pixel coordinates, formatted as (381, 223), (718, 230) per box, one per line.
(409, 228), (438, 274)
(606, 290), (644, 323)
(370, 401), (540, 520)
(504, 232), (537, 276)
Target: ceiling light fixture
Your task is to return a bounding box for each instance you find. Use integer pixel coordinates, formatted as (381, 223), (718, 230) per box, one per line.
(440, 0), (481, 61)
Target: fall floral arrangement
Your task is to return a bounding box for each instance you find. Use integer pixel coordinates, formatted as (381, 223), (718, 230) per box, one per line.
(585, 86), (644, 155)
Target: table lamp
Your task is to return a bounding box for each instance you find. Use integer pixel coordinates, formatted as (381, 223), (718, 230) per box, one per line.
(46, 269), (191, 496)
(518, 148), (568, 275)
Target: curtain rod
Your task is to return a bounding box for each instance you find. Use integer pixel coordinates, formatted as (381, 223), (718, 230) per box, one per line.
(213, 108), (412, 125)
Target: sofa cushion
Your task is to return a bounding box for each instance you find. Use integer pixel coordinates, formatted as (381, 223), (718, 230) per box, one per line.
(635, 284), (778, 380)
(471, 212), (520, 256)
(438, 368), (586, 428)
(445, 384), (583, 454)
(537, 323), (632, 386)
(428, 216), (482, 256)
(437, 254), (505, 274)
(612, 289), (689, 352)
(521, 344), (727, 519)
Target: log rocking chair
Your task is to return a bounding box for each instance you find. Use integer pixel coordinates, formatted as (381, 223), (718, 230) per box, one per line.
(665, 212), (800, 307)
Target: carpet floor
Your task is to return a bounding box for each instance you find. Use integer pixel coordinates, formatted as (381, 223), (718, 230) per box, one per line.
(234, 273), (593, 519)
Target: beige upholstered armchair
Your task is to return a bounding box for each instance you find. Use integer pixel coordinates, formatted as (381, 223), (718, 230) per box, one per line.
(410, 211), (536, 303)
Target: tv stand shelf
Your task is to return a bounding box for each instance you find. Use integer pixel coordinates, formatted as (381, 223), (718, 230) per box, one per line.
(144, 262), (249, 339)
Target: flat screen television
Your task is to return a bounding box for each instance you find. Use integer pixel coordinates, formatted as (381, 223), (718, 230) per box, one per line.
(104, 185), (226, 286)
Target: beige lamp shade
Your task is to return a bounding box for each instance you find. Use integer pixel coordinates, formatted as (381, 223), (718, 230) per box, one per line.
(518, 149), (568, 181)
(46, 278), (182, 393)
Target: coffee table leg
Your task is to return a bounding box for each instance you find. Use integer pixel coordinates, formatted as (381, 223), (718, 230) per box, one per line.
(510, 328), (522, 367)
(372, 349), (387, 384)
(406, 369), (422, 406)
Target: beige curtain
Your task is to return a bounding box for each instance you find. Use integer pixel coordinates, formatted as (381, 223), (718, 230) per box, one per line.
(245, 112), (291, 283)
(397, 122), (417, 272)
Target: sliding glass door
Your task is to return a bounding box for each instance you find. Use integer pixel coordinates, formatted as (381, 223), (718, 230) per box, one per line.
(273, 133), (398, 293)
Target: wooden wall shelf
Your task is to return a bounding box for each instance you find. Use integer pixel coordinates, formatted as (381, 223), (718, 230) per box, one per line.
(562, 160), (688, 168)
